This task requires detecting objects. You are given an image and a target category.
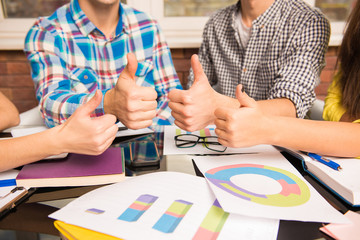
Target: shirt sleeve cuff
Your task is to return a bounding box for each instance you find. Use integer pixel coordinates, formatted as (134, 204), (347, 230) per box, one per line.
(98, 88), (111, 115)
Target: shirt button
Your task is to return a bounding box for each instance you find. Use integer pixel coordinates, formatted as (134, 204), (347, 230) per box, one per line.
(260, 25), (265, 29)
(243, 68), (247, 72)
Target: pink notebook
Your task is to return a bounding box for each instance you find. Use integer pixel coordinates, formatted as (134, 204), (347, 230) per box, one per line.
(16, 147), (125, 188)
(320, 211), (360, 240)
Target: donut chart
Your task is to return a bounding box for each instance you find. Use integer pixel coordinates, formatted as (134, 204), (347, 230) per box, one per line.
(205, 163), (310, 207)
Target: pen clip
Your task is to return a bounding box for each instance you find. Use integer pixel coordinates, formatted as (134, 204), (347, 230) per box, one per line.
(0, 187), (26, 200)
(319, 156), (331, 163)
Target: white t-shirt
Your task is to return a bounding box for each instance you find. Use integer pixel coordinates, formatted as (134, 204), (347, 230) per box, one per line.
(236, 11), (251, 48)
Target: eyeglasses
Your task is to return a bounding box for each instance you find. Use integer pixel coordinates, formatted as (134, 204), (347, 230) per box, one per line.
(174, 134), (227, 152)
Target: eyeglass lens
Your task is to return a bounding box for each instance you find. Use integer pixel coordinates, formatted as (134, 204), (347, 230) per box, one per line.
(175, 134), (227, 152)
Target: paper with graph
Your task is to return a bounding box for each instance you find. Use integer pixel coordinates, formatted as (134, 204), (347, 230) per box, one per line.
(193, 152), (348, 223)
(164, 125), (277, 155)
(49, 172), (280, 240)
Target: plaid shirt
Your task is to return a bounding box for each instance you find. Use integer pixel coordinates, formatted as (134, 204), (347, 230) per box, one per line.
(24, 0), (181, 127)
(189, 0), (330, 118)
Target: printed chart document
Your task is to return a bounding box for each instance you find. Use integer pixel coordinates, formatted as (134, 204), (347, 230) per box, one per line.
(50, 172), (280, 240)
(164, 125), (276, 155)
(285, 149), (360, 206)
(193, 152), (348, 224)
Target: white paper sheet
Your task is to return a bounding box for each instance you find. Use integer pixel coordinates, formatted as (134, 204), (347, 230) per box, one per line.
(50, 172), (280, 240)
(3, 106), (45, 133)
(11, 126), (48, 138)
(164, 125), (276, 155)
(193, 152), (349, 224)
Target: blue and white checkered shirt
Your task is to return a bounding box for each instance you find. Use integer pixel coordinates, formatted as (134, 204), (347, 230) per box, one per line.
(24, 0), (182, 127)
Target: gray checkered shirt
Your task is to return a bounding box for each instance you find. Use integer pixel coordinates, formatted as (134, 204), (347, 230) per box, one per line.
(189, 0), (330, 118)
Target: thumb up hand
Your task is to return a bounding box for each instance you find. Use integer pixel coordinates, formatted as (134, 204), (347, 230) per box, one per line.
(191, 54), (208, 87)
(104, 53), (158, 129)
(58, 90), (118, 155)
(117, 52), (138, 84)
(235, 85), (257, 108)
(169, 54), (219, 132)
(214, 84), (266, 148)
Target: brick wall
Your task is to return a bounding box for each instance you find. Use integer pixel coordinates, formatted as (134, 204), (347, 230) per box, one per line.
(0, 47), (338, 113)
(318, 47), (338, 100)
(0, 51), (37, 113)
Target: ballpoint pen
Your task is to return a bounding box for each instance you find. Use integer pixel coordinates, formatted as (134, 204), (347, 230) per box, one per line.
(307, 152), (342, 171)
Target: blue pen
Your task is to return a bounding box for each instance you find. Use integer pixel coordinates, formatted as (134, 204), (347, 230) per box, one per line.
(308, 153), (342, 171)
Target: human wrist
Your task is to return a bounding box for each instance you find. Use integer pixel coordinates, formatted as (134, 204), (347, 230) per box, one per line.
(263, 115), (282, 146)
(45, 126), (66, 155)
(103, 89), (115, 115)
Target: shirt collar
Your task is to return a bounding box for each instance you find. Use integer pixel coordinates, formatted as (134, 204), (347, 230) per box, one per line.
(252, 0), (282, 27)
(231, 2), (241, 31)
(70, 0), (125, 37)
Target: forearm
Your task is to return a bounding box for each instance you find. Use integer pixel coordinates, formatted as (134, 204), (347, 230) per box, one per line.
(0, 111), (20, 131)
(267, 117), (360, 157)
(0, 93), (20, 130)
(0, 127), (62, 172)
(257, 98), (296, 117)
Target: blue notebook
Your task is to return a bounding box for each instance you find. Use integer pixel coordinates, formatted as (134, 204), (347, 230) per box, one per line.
(284, 149), (360, 207)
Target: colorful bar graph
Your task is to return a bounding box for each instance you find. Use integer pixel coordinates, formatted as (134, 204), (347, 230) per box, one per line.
(153, 199), (193, 233)
(118, 194), (158, 222)
(200, 127), (215, 137)
(176, 127), (215, 137)
(85, 208), (105, 215)
(192, 199), (229, 240)
(204, 128), (211, 136)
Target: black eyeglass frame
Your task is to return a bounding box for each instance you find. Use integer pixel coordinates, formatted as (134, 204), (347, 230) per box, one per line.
(174, 134), (227, 152)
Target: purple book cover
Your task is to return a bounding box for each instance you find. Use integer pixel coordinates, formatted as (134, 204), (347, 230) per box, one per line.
(16, 147), (124, 180)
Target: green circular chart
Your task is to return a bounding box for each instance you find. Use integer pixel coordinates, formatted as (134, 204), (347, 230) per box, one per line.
(205, 163), (310, 207)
